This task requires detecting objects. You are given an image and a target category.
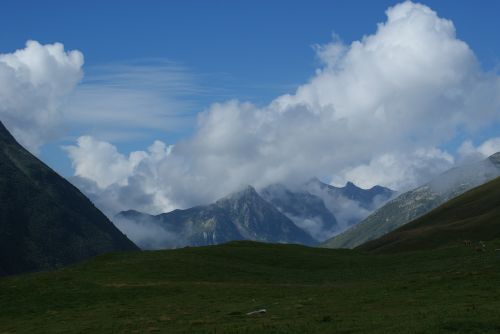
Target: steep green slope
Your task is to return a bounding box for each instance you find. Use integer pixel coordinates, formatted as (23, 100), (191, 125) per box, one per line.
(1, 241), (500, 333)
(0, 121), (138, 276)
(358, 176), (500, 253)
(323, 153), (500, 249)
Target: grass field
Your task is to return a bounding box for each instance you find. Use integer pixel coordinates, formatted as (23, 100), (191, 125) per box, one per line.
(1, 241), (500, 333)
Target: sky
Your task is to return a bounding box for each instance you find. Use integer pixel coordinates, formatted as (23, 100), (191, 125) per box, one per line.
(1, 0), (499, 215)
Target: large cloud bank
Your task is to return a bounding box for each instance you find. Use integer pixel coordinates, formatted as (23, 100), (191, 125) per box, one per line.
(0, 40), (83, 152)
(66, 1), (500, 215)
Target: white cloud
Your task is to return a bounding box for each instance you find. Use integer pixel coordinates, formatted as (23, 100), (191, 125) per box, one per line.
(477, 138), (500, 157)
(65, 137), (175, 214)
(0, 43), (203, 152)
(65, 136), (147, 188)
(113, 216), (178, 250)
(331, 148), (455, 190)
(459, 138), (500, 161)
(67, 1), (500, 215)
(0, 40), (83, 152)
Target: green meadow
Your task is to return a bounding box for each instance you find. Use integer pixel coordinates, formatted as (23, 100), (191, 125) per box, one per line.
(1, 241), (500, 333)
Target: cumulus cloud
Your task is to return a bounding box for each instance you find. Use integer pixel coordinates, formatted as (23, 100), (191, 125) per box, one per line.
(0, 43), (203, 153)
(65, 137), (175, 214)
(458, 138), (500, 162)
(67, 1), (500, 215)
(332, 148), (455, 190)
(0, 40), (83, 152)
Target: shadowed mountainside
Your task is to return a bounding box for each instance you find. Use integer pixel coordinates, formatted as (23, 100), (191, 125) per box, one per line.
(0, 121), (138, 276)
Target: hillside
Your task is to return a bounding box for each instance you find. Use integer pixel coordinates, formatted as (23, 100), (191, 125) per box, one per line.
(323, 153), (500, 249)
(0, 121), (138, 276)
(1, 241), (500, 333)
(358, 176), (500, 253)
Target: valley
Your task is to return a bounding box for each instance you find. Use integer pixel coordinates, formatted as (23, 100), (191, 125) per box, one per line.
(1, 241), (500, 333)
(2, 2), (500, 333)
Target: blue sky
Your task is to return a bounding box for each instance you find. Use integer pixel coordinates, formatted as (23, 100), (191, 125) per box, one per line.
(3, 1), (499, 72)
(1, 1), (500, 213)
(2, 1), (499, 171)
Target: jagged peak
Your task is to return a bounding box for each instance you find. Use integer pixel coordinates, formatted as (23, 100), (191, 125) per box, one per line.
(241, 184), (258, 195)
(307, 178), (361, 190)
(306, 176), (393, 193)
(344, 181), (358, 189)
(218, 185), (260, 202)
(344, 181), (393, 193)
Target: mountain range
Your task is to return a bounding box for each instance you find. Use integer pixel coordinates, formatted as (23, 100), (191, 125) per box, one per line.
(116, 180), (395, 249)
(323, 152), (500, 249)
(3, 108), (500, 283)
(260, 180), (394, 241)
(116, 186), (316, 249)
(302, 178), (395, 229)
(259, 183), (339, 241)
(0, 121), (138, 276)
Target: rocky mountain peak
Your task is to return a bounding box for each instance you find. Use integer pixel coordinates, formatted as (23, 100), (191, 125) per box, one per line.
(218, 185), (260, 203)
(343, 181), (358, 190)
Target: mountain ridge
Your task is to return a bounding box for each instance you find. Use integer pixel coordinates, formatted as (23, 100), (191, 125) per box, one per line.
(116, 185), (316, 249)
(358, 176), (500, 253)
(322, 153), (500, 249)
(259, 183), (339, 241)
(303, 177), (395, 230)
(0, 121), (138, 276)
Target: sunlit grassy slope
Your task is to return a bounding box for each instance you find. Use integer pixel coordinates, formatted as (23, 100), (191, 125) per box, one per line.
(359, 176), (500, 253)
(2, 240), (500, 333)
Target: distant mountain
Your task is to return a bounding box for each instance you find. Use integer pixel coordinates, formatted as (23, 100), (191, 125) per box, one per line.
(358, 176), (500, 253)
(259, 183), (339, 241)
(323, 153), (500, 249)
(116, 186), (316, 249)
(306, 178), (394, 208)
(303, 178), (395, 230)
(0, 121), (138, 276)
